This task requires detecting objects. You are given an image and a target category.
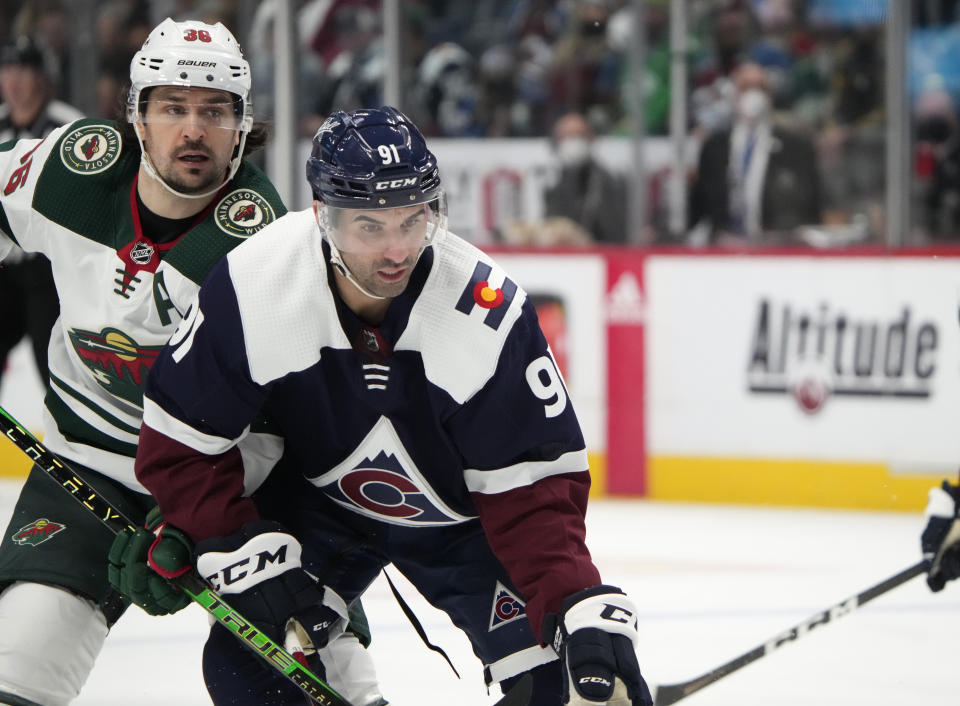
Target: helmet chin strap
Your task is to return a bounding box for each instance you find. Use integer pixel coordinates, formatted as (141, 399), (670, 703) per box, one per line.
(328, 243), (389, 301)
(311, 203), (387, 301)
(135, 124), (247, 200)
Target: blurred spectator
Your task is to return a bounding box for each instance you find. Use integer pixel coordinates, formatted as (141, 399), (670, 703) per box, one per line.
(914, 86), (960, 240)
(689, 61), (823, 244)
(502, 216), (594, 247)
(689, 0), (758, 135)
(547, 0), (622, 131)
(0, 34), (82, 392)
(10, 0), (69, 99)
(413, 41), (480, 136)
(829, 26), (884, 127)
(543, 111), (628, 243)
(0, 34), (79, 141)
(607, 0), (677, 136)
(247, 0), (327, 137)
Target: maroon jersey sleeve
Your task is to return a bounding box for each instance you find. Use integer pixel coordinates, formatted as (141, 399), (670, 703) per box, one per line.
(136, 423), (260, 542)
(471, 471), (601, 642)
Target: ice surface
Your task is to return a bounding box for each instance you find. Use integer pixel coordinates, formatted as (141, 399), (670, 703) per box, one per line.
(0, 479), (948, 705)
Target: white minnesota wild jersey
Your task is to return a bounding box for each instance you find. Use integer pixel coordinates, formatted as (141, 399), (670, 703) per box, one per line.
(0, 118), (286, 491)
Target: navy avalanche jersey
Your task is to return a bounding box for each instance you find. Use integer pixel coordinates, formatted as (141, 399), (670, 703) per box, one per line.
(142, 208), (589, 528)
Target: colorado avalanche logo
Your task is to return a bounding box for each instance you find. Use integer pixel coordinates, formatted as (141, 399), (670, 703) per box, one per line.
(60, 124), (121, 174)
(489, 581), (527, 631)
(215, 188), (276, 238)
(310, 417), (474, 527)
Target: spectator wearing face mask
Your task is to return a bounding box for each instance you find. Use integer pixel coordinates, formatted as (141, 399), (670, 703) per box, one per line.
(914, 87), (960, 240)
(542, 111), (628, 244)
(689, 61), (824, 244)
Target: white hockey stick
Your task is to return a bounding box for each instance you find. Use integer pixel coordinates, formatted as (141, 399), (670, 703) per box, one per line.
(652, 559), (929, 705)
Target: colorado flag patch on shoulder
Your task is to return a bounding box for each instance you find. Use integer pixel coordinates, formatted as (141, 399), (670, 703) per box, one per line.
(455, 261), (517, 330)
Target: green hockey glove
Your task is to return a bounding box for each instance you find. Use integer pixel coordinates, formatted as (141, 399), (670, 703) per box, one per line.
(107, 506), (193, 615)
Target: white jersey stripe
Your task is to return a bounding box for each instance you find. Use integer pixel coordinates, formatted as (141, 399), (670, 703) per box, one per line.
(464, 448), (589, 495)
(142, 397), (238, 455)
(49, 374), (141, 437)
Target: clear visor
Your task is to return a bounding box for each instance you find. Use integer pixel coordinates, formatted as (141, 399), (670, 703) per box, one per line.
(318, 192), (448, 256)
(138, 98), (244, 131)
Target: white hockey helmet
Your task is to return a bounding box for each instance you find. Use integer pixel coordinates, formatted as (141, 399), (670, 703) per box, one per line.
(127, 18), (253, 198)
(127, 18), (252, 131)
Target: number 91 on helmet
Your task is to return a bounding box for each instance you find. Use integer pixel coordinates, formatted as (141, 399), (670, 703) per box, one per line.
(306, 107), (447, 260)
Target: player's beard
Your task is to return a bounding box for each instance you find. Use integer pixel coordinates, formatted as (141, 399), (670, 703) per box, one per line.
(153, 141), (230, 195)
(341, 250), (419, 299)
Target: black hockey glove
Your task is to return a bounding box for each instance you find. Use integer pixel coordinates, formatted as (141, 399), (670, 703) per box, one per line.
(196, 520), (348, 675)
(921, 480), (960, 592)
(542, 585), (653, 706)
(107, 506), (193, 615)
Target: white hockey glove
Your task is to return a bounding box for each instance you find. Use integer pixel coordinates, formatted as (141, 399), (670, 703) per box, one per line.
(543, 585), (653, 706)
(922, 481), (960, 592)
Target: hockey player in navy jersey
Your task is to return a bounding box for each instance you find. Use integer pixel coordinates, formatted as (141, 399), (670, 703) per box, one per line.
(0, 18), (382, 706)
(921, 478), (960, 592)
(115, 106), (654, 705)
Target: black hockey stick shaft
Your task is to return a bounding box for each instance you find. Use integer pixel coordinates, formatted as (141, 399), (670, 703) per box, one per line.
(0, 405), (350, 706)
(653, 558), (929, 705)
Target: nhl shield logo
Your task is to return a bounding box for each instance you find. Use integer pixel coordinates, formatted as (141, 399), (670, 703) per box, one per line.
(215, 189), (276, 238)
(60, 124), (122, 174)
(129, 240), (155, 265)
(12, 518), (66, 547)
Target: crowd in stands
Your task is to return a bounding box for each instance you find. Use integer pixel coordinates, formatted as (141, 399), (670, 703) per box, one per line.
(1, 0), (960, 245)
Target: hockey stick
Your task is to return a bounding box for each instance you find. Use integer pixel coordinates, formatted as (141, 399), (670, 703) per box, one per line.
(0, 405), (533, 706)
(0, 404), (350, 706)
(652, 558), (930, 705)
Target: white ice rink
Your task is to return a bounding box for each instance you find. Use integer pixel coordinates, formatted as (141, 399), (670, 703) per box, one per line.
(1, 344), (958, 705)
(0, 482), (950, 706)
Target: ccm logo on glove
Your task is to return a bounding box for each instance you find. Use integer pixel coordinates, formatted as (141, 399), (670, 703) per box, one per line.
(197, 531), (302, 594)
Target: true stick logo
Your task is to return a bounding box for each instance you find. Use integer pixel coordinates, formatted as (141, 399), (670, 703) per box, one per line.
(12, 518), (66, 546)
(199, 592), (330, 699)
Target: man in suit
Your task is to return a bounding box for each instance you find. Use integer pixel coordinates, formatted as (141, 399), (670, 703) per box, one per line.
(543, 111), (629, 243)
(689, 61), (823, 244)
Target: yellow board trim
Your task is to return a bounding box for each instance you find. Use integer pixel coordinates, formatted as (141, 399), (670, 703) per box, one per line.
(587, 451), (606, 499)
(0, 432), (38, 477)
(649, 456), (949, 512)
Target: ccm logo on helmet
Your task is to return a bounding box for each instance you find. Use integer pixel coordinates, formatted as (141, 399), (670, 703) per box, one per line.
(375, 177), (418, 191)
(177, 59), (217, 67)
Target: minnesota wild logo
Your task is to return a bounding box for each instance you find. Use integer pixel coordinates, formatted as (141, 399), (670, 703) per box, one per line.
(215, 188), (276, 238)
(12, 518), (66, 547)
(60, 124), (122, 174)
(68, 327), (164, 406)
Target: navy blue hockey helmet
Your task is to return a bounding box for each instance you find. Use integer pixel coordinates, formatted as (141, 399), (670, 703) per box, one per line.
(307, 107), (447, 300)
(306, 106), (442, 209)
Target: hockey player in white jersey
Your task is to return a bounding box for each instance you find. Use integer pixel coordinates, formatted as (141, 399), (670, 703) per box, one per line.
(0, 18), (382, 706)
(112, 106), (654, 705)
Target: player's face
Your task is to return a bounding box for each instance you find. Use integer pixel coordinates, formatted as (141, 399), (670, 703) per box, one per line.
(333, 204), (430, 299)
(138, 86), (240, 195)
(0, 65), (44, 110)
